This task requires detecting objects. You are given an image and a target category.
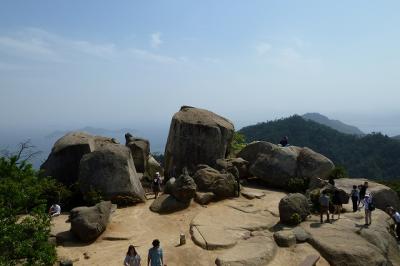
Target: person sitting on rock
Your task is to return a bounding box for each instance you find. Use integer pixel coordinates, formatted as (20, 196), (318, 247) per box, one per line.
(152, 172), (162, 199)
(124, 245), (141, 266)
(279, 136), (289, 147)
(388, 207), (400, 241)
(48, 203), (61, 217)
(148, 239), (164, 266)
(331, 189), (342, 220)
(319, 190), (330, 223)
(350, 185), (359, 212)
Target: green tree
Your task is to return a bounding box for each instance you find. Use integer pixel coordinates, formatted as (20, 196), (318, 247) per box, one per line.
(0, 154), (59, 265)
(230, 132), (247, 157)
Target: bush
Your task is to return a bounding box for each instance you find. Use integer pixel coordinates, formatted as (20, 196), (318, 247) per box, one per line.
(287, 178), (309, 193)
(230, 132), (246, 157)
(83, 187), (103, 206)
(0, 156), (58, 265)
(309, 189), (321, 212)
(290, 213), (302, 225)
(328, 166), (348, 180)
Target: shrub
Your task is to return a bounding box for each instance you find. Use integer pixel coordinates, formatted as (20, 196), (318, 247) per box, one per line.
(328, 166), (348, 180)
(290, 212), (302, 225)
(230, 132), (247, 157)
(0, 155), (57, 265)
(83, 187), (103, 206)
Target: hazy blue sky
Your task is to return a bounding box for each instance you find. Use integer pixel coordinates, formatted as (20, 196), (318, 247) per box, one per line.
(1, 1), (400, 135)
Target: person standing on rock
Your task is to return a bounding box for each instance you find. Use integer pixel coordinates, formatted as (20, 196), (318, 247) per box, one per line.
(364, 193), (373, 225)
(279, 136), (289, 147)
(350, 185), (359, 212)
(124, 245), (141, 266)
(319, 190), (331, 223)
(152, 172), (162, 199)
(387, 207), (400, 240)
(48, 203), (61, 217)
(147, 239), (164, 266)
(331, 189), (342, 220)
(358, 181), (368, 209)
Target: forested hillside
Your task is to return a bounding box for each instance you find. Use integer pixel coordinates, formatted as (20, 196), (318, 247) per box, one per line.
(239, 115), (400, 180)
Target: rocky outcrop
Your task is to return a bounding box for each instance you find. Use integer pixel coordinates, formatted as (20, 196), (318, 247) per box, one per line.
(321, 184), (350, 204)
(70, 201), (114, 242)
(239, 141), (334, 190)
(193, 165), (237, 198)
(335, 178), (400, 210)
(279, 193), (310, 225)
(149, 194), (190, 214)
(164, 106), (234, 178)
(145, 155), (163, 179)
(168, 171), (197, 203)
(273, 230), (296, 247)
(302, 209), (400, 266)
(125, 133), (150, 173)
(41, 132), (116, 185)
(79, 144), (146, 205)
(216, 157), (249, 179)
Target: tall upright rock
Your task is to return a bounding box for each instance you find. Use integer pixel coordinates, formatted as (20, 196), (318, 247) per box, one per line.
(164, 106), (234, 179)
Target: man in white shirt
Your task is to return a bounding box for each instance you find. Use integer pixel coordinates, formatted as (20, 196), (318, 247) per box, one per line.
(388, 207), (400, 240)
(49, 204), (61, 217)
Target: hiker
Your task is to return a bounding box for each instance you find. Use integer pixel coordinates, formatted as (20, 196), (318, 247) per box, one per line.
(364, 193), (374, 225)
(358, 181), (368, 208)
(350, 185), (359, 212)
(331, 189), (342, 220)
(147, 239), (164, 266)
(319, 190), (330, 223)
(48, 203), (61, 217)
(152, 172), (162, 199)
(279, 136), (289, 147)
(124, 245), (141, 266)
(388, 207), (400, 241)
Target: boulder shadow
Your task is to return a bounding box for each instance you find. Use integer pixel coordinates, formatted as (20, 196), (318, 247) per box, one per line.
(56, 230), (95, 247)
(310, 222), (323, 228)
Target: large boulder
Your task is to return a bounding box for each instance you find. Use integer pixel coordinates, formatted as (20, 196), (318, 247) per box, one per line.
(70, 201), (114, 242)
(237, 141), (276, 166)
(240, 141), (334, 190)
(193, 165), (237, 198)
(79, 144), (146, 205)
(149, 194), (190, 214)
(301, 209), (400, 266)
(145, 155), (164, 179)
(279, 193), (310, 225)
(168, 171), (197, 203)
(250, 146), (300, 188)
(216, 158), (249, 179)
(335, 178), (400, 210)
(321, 184), (350, 204)
(297, 147), (334, 179)
(125, 133), (150, 173)
(41, 131), (120, 185)
(164, 106), (234, 178)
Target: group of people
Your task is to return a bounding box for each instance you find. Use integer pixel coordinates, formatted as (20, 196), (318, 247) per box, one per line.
(319, 181), (373, 225)
(124, 239), (164, 266)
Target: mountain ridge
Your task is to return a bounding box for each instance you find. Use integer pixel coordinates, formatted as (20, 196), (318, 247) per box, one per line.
(302, 112), (364, 135)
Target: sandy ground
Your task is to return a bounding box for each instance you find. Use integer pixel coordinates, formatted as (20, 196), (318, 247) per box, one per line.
(52, 187), (330, 266)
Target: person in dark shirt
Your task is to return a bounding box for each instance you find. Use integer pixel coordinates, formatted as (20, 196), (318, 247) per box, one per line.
(279, 136), (288, 147)
(358, 181), (368, 208)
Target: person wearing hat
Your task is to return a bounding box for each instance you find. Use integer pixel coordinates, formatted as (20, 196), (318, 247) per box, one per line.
(152, 172), (162, 199)
(363, 193), (373, 225)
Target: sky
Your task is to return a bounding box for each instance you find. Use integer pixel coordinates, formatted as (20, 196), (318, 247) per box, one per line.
(1, 1), (400, 136)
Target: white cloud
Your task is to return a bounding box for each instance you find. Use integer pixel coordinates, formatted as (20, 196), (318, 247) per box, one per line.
(255, 42), (272, 55)
(0, 28), (186, 65)
(273, 47), (322, 72)
(203, 57), (221, 64)
(150, 32), (162, 49)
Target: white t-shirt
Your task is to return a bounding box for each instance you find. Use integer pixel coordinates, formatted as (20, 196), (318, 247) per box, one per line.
(363, 197), (372, 211)
(393, 212), (400, 223)
(51, 204), (61, 214)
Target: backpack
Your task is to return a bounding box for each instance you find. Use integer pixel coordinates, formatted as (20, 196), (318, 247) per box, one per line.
(153, 178), (160, 187)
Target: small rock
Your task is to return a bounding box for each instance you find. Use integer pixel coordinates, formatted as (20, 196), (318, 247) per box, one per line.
(273, 231), (296, 247)
(83, 252), (90, 260)
(194, 192), (215, 205)
(292, 227), (310, 243)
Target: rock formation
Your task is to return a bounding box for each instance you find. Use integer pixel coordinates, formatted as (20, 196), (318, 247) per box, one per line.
(41, 131), (146, 205)
(69, 201), (114, 242)
(79, 144), (146, 205)
(125, 133), (150, 173)
(193, 165), (237, 198)
(239, 141), (334, 190)
(164, 106), (234, 178)
(278, 193), (310, 225)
